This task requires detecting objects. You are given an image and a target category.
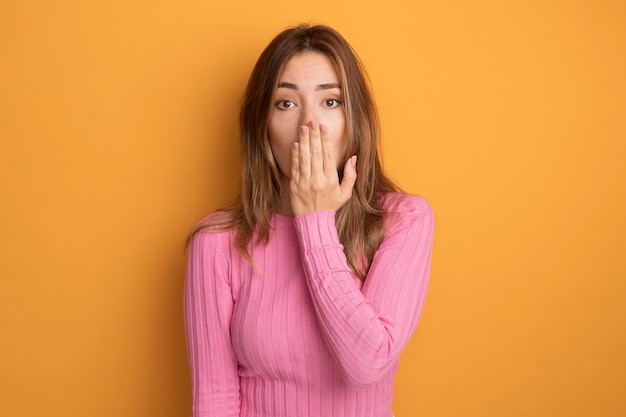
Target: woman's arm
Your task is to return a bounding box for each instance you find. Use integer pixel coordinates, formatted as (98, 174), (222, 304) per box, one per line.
(184, 230), (240, 416)
(292, 195), (434, 389)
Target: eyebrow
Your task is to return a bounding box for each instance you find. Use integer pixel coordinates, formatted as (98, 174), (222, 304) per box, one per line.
(277, 82), (341, 91)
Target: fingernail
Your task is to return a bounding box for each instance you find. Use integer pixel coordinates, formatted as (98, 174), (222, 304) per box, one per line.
(320, 124), (328, 134)
(351, 155), (357, 167)
(300, 125), (308, 135)
(310, 120), (319, 129)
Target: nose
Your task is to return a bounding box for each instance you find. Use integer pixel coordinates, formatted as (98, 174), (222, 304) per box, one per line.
(299, 102), (319, 127)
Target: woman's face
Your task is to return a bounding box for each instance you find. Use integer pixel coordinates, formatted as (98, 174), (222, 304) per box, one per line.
(268, 52), (348, 181)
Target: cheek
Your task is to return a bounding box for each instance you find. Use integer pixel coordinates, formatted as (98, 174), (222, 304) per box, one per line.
(269, 120), (293, 151)
(268, 123), (293, 175)
(334, 140), (348, 168)
(333, 120), (349, 161)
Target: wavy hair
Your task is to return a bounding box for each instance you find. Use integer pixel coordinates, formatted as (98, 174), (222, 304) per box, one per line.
(190, 24), (399, 280)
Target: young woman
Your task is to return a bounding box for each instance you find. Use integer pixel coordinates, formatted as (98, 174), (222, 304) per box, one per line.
(184, 24), (435, 417)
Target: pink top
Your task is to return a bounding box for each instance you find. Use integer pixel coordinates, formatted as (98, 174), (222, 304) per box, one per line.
(184, 193), (435, 417)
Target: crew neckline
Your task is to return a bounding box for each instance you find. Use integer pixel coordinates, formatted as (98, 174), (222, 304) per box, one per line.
(272, 212), (295, 223)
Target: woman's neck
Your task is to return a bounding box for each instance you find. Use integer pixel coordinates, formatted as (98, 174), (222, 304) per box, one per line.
(274, 177), (294, 217)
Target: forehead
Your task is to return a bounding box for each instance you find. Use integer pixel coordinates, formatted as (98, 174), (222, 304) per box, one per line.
(279, 52), (339, 83)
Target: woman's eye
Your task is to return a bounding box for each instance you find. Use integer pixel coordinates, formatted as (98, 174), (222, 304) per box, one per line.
(276, 100), (295, 110)
(323, 99), (342, 108)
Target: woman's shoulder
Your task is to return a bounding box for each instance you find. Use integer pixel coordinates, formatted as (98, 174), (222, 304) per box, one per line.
(188, 210), (237, 249)
(379, 192), (435, 243)
(380, 192), (434, 218)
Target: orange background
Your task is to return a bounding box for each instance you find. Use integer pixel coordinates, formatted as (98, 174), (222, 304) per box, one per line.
(1, 1), (625, 416)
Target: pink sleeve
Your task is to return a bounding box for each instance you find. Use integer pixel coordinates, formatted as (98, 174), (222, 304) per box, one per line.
(292, 195), (435, 389)
(184, 231), (240, 417)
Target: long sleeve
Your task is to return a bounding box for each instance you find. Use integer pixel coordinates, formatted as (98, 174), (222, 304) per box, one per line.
(292, 195), (435, 389)
(184, 230), (240, 417)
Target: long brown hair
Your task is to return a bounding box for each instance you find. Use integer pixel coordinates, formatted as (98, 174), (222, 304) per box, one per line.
(190, 24), (399, 280)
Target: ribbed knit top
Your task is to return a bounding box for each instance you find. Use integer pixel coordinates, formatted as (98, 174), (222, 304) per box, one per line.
(184, 193), (435, 417)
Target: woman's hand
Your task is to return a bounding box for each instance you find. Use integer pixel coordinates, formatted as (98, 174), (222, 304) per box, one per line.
(290, 120), (357, 216)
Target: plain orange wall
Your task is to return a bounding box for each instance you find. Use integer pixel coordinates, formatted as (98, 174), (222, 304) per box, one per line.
(1, 1), (625, 416)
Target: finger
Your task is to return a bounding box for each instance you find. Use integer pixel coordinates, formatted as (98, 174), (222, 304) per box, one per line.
(308, 120), (323, 176)
(298, 125), (311, 177)
(339, 155), (358, 200)
(290, 141), (300, 181)
(319, 124), (336, 177)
